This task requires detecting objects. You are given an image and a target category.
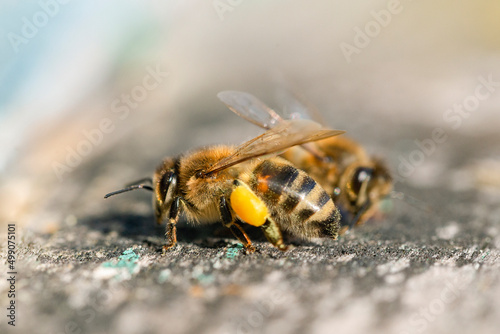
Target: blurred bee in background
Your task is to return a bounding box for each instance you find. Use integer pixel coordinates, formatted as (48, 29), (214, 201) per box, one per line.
(104, 119), (345, 252)
(217, 90), (393, 235)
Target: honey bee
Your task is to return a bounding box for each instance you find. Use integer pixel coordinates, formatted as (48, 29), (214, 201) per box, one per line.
(217, 90), (393, 234)
(104, 119), (345, 252)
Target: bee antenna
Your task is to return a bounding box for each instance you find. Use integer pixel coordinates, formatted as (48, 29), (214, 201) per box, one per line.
(104, 184), (153, 199)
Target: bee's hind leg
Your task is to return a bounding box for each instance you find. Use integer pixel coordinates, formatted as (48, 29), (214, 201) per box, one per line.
(261, 218), (288, 251)
(229, 223), (256, 253)
(219, 197), (256, 252)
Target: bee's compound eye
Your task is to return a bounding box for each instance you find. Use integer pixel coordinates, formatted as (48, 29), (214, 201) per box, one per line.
(160, 171), (175, 202)
(351, 167), (373, 194)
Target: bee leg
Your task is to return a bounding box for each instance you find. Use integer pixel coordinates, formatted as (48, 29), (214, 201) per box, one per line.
(219, 197), (255, 252)
(228, 222), (256, 253)
(156, 171), (177, 225)
(163, 196), (183, 253)
(261, 218), (288, 251)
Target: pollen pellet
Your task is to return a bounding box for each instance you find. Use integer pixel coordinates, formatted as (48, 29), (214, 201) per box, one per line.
(230, 184), (269, 227)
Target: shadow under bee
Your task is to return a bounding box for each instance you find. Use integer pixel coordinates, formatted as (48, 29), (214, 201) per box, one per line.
(79, 212), (281, 251)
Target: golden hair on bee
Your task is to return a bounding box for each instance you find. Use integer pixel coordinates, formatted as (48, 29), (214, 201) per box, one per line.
(105, 117), (345, 252)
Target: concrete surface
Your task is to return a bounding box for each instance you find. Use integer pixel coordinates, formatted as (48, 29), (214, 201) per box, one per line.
(1, 123), (500, 334)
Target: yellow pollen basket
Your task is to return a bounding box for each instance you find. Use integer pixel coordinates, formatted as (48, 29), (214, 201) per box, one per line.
(230, 184), (269, 227)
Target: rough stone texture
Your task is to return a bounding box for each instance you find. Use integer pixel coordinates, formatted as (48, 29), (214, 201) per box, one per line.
(1, 124), (500, 334)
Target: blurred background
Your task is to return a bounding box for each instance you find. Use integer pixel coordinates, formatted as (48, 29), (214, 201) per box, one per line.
(1, 0), (499, 232)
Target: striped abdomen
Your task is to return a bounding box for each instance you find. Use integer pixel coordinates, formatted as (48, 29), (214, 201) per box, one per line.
(249, 158), (340, 239)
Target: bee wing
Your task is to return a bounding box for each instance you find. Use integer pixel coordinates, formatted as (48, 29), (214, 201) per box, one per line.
(204, 119), (345, 175)
(217, 91), (285, 130)
(275, 88), (327, 125)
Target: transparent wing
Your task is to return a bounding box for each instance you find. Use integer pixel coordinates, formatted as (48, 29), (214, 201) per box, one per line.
(217, 91), (284, 130)
(275, 88), (327, 125)
(218, 89), (328, 130)
(218, 90), (339, 164)
(204, 119), (345, 175)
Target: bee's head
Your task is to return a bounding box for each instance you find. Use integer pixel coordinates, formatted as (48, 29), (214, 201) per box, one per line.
(153, 158), (178, 223)
(341, 159), (392, 229)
